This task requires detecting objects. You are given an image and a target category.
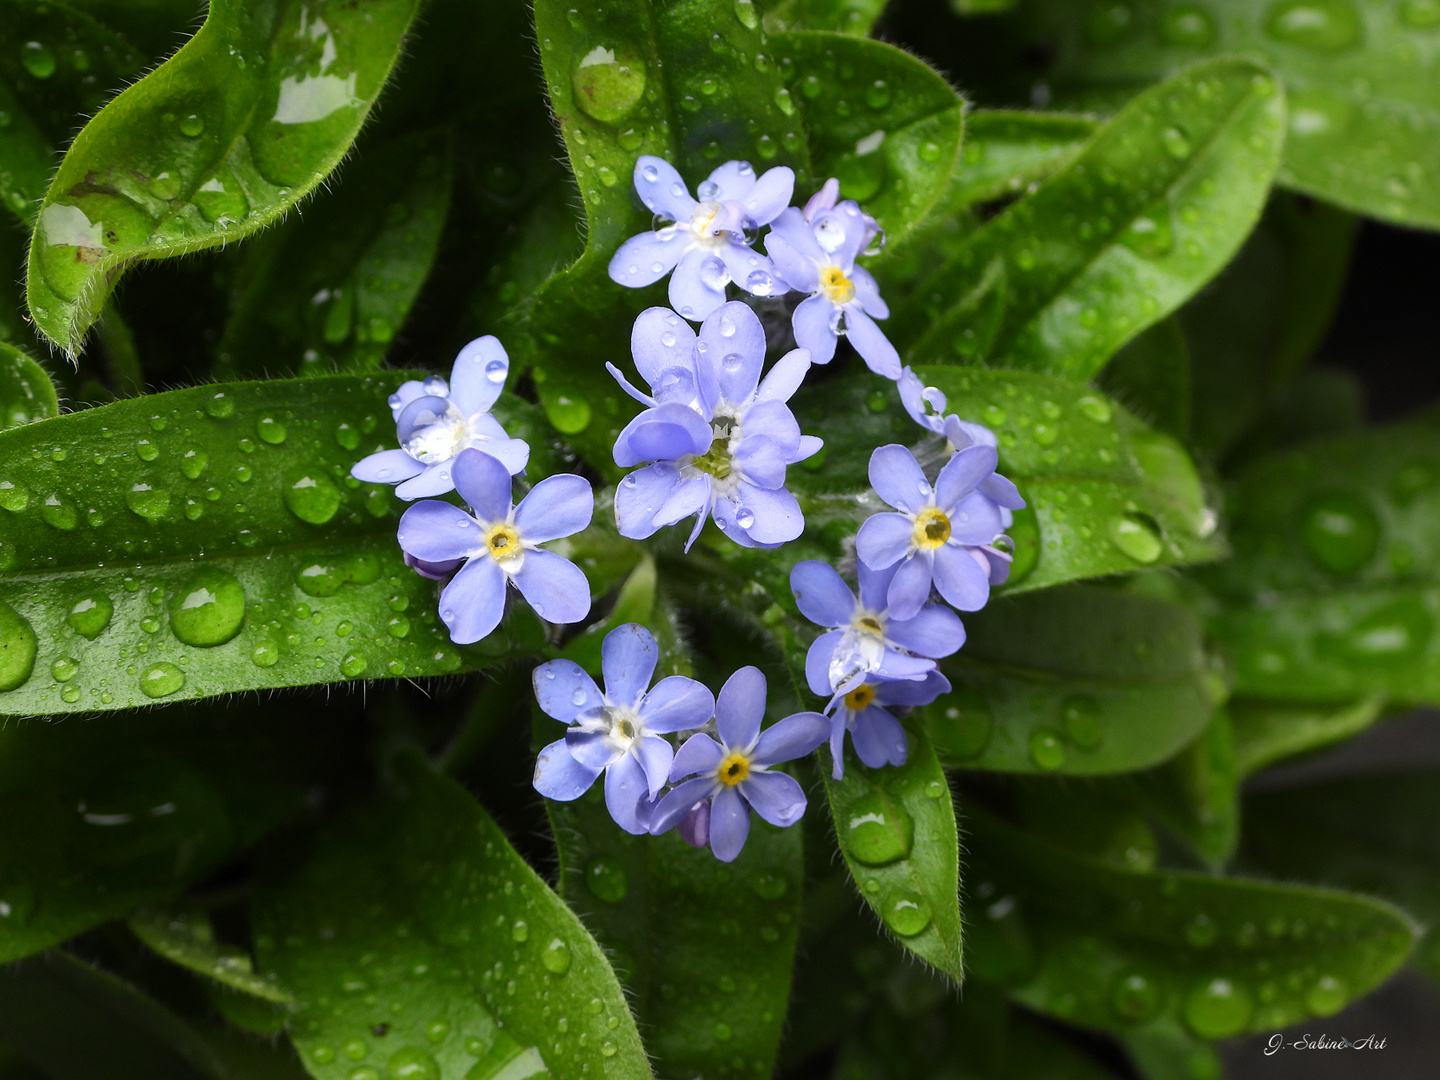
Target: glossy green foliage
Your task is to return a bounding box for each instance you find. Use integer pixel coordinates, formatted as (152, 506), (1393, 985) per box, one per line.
(1097, 318), (1190, 441)
(946, 109), (1097, 208)
(129, 906), (294, 1005)
(1124, 711), (1240, 867)
(0, 343), (58, 429)
(24, 0), (423, 353)
(0, 376), (550, 715)
(1230, 696), (1385, 778)
(1006, 0), (1440, 229)
(899, 59), (1285, 379)
(824, 724), (963, 978)
(255, 753), (651, 1080)
(770, 32), (965, 245)
(1204, 411), (1440, 703)
(544, 746), (803, 1080)
(925, 585), (1218, 775)
(759, 0), (890, 35)
(791, 368), (1225, 594)
(0, 702), (345, 966)
(217, 130), (453, 378)
(1243, 770), (1440, 981)
(964, 809), (1418, 1039)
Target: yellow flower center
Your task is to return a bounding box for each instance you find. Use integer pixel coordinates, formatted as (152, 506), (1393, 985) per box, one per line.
(691, 436), (732, 480)
(844, 684), (876, 711)
(485, 522), (522, 562)
(913, 507), (951, 550)
(855, 615), (883, 634)
(717, 752), (751, 787)
(820, 266), (855, 305)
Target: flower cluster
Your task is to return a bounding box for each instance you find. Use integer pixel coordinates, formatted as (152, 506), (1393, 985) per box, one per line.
(534, 624), (828, 861)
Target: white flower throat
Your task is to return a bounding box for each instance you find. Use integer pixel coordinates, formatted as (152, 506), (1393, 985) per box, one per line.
(404, 402), (472, 463)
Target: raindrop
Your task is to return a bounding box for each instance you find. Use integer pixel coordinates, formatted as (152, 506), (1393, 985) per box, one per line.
(170, 568), (246, 647)
(205, 392), (235, 418)
(284, 472), (343, 525)
(1083, 1), (1136, 44)
(843, 792), (913, 865)
(1184, 977), (1252, 1039)
(733, 0), (760, 29)
(149, 172), (181, 200)
(864, 80), (892, 109)
(882, 891), (932, 937)
(512, 919), (530, 943)
(751, 873), (788, 900)
(0, 601), (38, 691)
(125, 482), (171, 522)
(775, 87), (795, 115)
(1390, 460), (1436, 505)
(251, 640), (281, 668)
(1161, 126), (1192, 159)
(1060, 695), (1103, 750)
(1111, 973), (1160, 1022)
(1108, 512), (1163, 564)
(178, 113), (205, 137)
(929, 686), (994, 761)
(1400, 0), (1440, 26)
(135, 438), (160, 462)
(382, 1047), (440, 1080)
(1264, 0), (1362, 50)
(66, 593), (113, 639)
(1334, 596), (1432, 666)
(546, 393), (592, 434)
(571, 687), (587, 706)
(41, 494), (77, 531)
(1028, 728), (1065, 770)
(1306, 974), (1346, 1016)
(341, 652), (367, 677)
(51, 656), (79, 682)
(542, 938), (572, 974)
(1185, 913), (1219, 948)
(256, 416), (287, 444)
(1299, 492), (1378, 574)
(180, 447), (208, 479)
(571, 42), (646, 123)
(1120, 211), (1175, 258)
(0, 480), (28, 512)
(21, 42), (57, 79)
(584, 856), (628, 902)
(485, 359), (507, 383)
(1159, 5), (1217, 46)
(334, 423), (361, 451)
(735, 507), (755, 529)
(1076, 395), (1112, 423)
(387, 616), (410, 639)
(139, 662), (186, 698)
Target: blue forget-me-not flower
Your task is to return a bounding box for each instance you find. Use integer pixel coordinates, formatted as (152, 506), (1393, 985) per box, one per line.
(608, 157), (793, 321)
(648, 667), (830, 862)
(532, 623), (715, 834)
(351, 335), (530, 499)
(855, 443), (1020, 621)
(764, 199), (900, 380)
(396, 448), (593, 643)
(822, 670), (950, 779)
(610, 302), (820, 550)
(791, 558), (964, 696)
(897, 366), (1003, 460)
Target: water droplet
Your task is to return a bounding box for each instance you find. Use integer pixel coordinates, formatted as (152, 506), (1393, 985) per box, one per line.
(584, 856), (628, 902)
(843, 792), (913, 865)
(929, 686), (993, 761)
(542, 938), (572, 974)
(335, 423), (361, 451)
(50, 656), (80, 682)
(1331, 596), (1432, 666)
(545, 392), (591, 434)
(735, 507), (755, 529)
(42, 494), (77, 531)
(383, 1046), (439, 1080)
(0, 600), (38, 690)
(1306, 974), (1347, 1016)
(284, 472), (343, 525)
(733, 0), (760, 28)
(1077, 395), (1112, 423)
(1060, 695), (1103, 750)
(387, 616), (410, 639)
(1159, 5), (1217, 45)
(135, 438), (160, 462)
(1161, 126), (1192, 159)
(20, 41), (58, 80)
(179, 446), (208, 479)
(66, 593), (113, 639)
(1101, 973), (1157, 1028)
(206, 392), (234, 418)
(882, 891), (932, 936)
(1184, 977), (1252, 1039)
(1185, 913), (1218, 948)
(193, 175), (248, 223)
(1390, 460), (1436, 505)
(864, 80), (892, 109)
(169, 568), (246, 647)
(149, 172), (182, 200)
(179, 113), (205, 137)
(571, 42), (646, 123)
(0, 480), (28, 513)
(1108, 512), (1163, 564)
(139, 662), (186, 698)
(1264, 0), (1362, 50)
(125, 482), (171, 522)
(751, 873), (788, 900)
(1029, 728), (1065, 770)
(511, 919), (530, 943)
(1121, 210), (1175, 258)
(256, 416), (287, 444)
(341, 652), (367, 677)
(1300, 492), (1378, 574)
(1084, 1), (1136, 44)
(251, 640), (281, 668)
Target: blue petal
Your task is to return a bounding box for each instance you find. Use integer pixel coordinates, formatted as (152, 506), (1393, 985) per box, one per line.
(451, 448), (513, 524)
(709, 787), (751, 862)
(631, 307), (696, 392)
(843, 305), (901, 380)
(395, 461), (458, 500)
(850, 706), (908, 770)
(449, 335), (509, 416)
(678, 798), (710, 848)
(855, 511), (915, 571)
(875, 669), (951, 708)
(699, 302), (766, 408)
(704, 160), (758, 202)
(436, 557), (507, 644)
(601, 622), (658, 710)
(805, 630), (845, 697)
(739, 769), (808, 828)
(352, 448), (423, 486)
(638, 676), (715, 734)
(857, 559), (897, 612)
(648, 776), (717, 835)
(886, 553), (934, 622)
(886, 604), (965, 658)
(936, 444), (1000, 514)
(932, 545), (991, 612)
(670, 731), (725, 781)
(949, 491), (1006, 547)
(533, 739), (603, 801)
(615, 463), (685, 540)
(869, 444), (930, 514)
(790, 560), (855, 629)
(633, 155), (696, 220)
(741, 400), (802, 457)
(512, 549), (591, 626)
(850, 265), (889, 319)
(604, 752), (651, 835)
(716, 666), (766, 751)
(532, 659), (603, 722)
(766, 207), (828, 270)
(613, 403), (712, 468)
(980, 472), (1026, 511)
(669, 245), (728, 322)
(514, 473), (594, 543)
(755, 348), (812, 405)
(609, 228), (686, 288)
(874, 650), (938, 682)
(742, 166), (796, 224)
(752, 711), (831, 767)
(634, 736), (674, 799)
(792, 293), (838, 364)
(397, 500), (482, 563)
(469, 436), (530, 476)
(654, 474), (712, 529)
(734, 482), (803, 546)
(734, 435), (787, 489)
(567, 728), (622, 770)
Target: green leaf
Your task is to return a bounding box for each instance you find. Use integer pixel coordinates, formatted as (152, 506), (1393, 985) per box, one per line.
(1230, 696), (1385, 779)
(1121, 1029), (1221, 1080)
(216, 129), (453, 378)
(770, 32), (965, 246)
(1010, 0), (1440, 229)
(1242, 770), (1440, 982)
(758, 0), (890, 35)
(128, 905), (294, 1005)
(1122, 710), (1239, 868)
(1203, 411), (1440, 704)
(948, 109), (1097, 208)
(255, 751), (651, 1080)
(541, 720), (803, 1080)
(24, 0), (423, 353)
(790, 367), (1226, 595)
(898, 58), (1285, 380)
(0, 951), (223, 1080)
(0, 343), (59, 430)
(0, 701), (341, 966)
(0, 375), (548, 715)
(824, 722), (963, 979)
(963, 808), (1418, 1038)
(924, 585), (1219, 775)
(524, 0), (808, 470)
(1096, 318), (1190, 442)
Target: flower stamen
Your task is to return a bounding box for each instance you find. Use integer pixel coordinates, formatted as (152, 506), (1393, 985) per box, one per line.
(485, 522), (523, 562)
(844, 684), (876, 711)
(913, 507), (951, 550)
(717, 752), (751, 787)
(820, 266), (855, 305)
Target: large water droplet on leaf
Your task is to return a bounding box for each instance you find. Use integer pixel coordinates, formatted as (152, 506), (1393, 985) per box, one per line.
(66, 592), (113, 639)
(1184, 977), (1252, 1038)
(929, 685), (994, 761)
(1108, 512), (1163, 564)
(1159, 5), (1216, 45)
(0, 600), (38, 691)
(882, 890), (932, 937)
(571, 42), (646, 124)
(285, 472), (342, 525)
(1264, 0), (1362, 50)
(584, 856), (628, 902)
(843, 792), (913, 865)
(169, 568), (245, 647)
(1299, 492), (1378, 574)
